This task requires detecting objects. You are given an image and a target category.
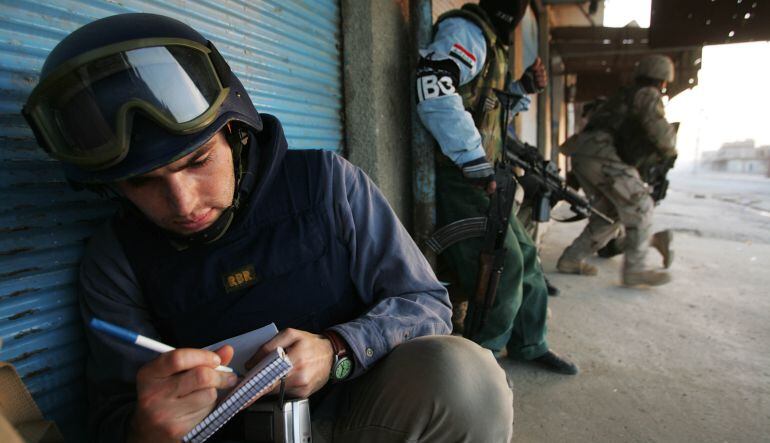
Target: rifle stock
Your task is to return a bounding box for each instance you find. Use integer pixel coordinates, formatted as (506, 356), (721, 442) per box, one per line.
(473, 252), (496, 306)
(467, 249), (506, 338)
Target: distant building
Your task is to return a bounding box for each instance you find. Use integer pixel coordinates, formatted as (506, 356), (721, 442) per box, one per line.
(701, 139), (770, 175)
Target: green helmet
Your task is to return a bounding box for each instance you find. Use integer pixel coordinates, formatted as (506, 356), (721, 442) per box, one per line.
(634, 55), (675, 83)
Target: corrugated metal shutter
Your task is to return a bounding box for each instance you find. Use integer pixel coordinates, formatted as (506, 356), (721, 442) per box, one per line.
(0, 1), (342, 439)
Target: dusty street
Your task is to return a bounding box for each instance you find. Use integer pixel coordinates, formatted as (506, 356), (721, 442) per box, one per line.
(503, 171), (770, 442)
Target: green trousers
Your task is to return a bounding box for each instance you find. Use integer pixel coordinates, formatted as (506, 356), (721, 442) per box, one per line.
(436, 160), (549, 359)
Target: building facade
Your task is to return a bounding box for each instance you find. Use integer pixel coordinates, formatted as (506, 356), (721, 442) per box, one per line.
(701, 140), (770, 175)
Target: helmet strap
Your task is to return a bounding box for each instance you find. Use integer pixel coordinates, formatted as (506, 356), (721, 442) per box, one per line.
(165, 123), (260, 250)
(106, 123), (259, 251)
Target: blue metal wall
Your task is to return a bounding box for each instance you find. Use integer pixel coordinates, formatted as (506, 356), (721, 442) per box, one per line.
(0, 0), (342, 439)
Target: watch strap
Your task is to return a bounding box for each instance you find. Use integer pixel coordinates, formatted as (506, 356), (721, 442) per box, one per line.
(322, 330), (349, 359)
(322, 330), (353, 382)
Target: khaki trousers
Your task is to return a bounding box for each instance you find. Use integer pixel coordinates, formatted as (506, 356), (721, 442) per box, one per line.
(559, 131), (654, 273)
(313, 335), (514, 443)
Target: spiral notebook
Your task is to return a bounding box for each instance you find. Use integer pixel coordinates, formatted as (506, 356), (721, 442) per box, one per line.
(182, 347), (292, 443)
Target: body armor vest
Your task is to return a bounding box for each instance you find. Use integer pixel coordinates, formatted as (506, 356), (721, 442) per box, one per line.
(585, 85), (658, 168)
(112, 116), (365, 348)
(436, 4), (509, 162)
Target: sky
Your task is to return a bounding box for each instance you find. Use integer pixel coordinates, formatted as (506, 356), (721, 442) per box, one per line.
(602, 0), (770, 164)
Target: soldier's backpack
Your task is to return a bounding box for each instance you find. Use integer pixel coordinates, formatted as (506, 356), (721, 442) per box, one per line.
(584, 85), (656, 168)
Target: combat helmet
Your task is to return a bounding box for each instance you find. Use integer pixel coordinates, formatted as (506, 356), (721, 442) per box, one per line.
(634, 54), (675, 83)
(22, 13), (262, 185)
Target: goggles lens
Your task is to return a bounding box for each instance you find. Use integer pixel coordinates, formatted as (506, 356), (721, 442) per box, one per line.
(28, 44), (225, 168)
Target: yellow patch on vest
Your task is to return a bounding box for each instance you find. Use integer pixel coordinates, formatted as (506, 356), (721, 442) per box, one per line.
(222, 265), (259, 293)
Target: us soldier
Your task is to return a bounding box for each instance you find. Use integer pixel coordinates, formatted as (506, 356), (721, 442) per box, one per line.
(556, 55), (677, 286)
(416, 0), (577, 374)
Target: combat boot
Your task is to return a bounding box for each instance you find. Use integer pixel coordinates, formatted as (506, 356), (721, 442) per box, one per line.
(556, 258), (598, 276)
(650, 230), (674, 268)
(622, 270), (671, 287)
(544, 276), (560, 296)
(531, 349), (579, 375)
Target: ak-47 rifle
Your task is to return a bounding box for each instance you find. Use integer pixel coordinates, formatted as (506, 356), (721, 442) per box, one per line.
(461, 90), (519, 340)
(426, 91), (523, 339)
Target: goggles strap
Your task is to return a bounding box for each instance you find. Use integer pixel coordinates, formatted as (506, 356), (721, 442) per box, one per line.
(208, 40), (232, 88)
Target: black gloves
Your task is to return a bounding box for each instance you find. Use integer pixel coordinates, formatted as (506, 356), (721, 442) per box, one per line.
(519, 58), (546, 94)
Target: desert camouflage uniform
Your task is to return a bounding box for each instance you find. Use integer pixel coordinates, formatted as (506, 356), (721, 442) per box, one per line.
(559, 86), (677, 273)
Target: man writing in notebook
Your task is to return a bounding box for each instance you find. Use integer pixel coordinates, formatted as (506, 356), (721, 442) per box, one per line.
(22, 13), (513, 443)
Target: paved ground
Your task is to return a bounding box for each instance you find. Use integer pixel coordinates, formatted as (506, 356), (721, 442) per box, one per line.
(503, 171), (770, 443)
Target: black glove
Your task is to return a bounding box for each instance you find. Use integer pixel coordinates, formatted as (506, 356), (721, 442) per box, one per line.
(519, 60), (545, 94)
(517, 172), (544, 199)
(460, 157), (495, 188)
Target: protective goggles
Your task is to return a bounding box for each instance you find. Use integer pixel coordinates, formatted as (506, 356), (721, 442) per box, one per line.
(23, 38), (231, 170)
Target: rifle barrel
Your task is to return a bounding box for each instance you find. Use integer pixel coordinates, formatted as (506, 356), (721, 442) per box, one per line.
(589, 206), (615, 224)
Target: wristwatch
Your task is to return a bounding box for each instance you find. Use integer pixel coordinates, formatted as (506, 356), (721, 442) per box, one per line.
(322, 330), (353, 382)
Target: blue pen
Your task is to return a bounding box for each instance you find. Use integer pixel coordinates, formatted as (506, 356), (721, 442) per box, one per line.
(89, 318), (234, 373)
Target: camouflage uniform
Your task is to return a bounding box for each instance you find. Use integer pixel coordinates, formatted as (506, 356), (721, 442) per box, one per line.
(558, 86), (677, 274)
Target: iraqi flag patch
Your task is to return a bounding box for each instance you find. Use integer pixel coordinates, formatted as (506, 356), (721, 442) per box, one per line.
(449, 43), (476, 70)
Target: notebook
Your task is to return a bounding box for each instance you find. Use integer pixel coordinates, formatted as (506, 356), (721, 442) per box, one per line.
(183, 346), (292, 443)
(203, 323), (279, 373)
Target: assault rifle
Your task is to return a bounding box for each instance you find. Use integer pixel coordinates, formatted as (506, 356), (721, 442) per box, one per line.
(426, 93), (613, 260)
(643, 153), (676, 203)
(459, 161), (517, 339)
(461, 91), (521, 340)
(425, 91), (522, 339)
(504, 133), (614, 224)
(425, 90), (612, 339)
(636, 122), (679, 204)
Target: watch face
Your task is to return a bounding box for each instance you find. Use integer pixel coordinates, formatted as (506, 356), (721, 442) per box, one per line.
(334, 357), (352, 380)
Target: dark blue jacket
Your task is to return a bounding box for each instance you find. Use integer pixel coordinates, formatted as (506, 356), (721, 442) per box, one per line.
(78, 115), (451, 442)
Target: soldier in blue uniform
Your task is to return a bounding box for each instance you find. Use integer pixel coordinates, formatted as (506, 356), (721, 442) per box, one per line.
(417, 0), (578, 374)
(22, 13), (514, 442)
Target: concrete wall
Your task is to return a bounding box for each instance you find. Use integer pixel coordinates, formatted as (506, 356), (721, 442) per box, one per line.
(341, 0), (414, 227)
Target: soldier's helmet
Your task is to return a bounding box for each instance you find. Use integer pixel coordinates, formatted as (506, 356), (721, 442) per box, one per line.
(634, 55), (675, 83)
(22, 13), (262, 185)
